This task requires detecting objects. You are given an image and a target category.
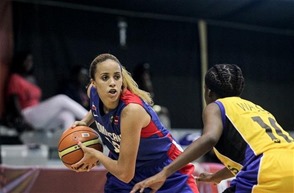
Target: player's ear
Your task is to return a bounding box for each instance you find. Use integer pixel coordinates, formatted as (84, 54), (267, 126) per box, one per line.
(90, 79), (96, 88)
(207, 88), (213, 98)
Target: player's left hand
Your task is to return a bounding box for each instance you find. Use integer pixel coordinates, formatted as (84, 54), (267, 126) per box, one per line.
(71, 121), (87, 128)
(70, 141), (99, 172)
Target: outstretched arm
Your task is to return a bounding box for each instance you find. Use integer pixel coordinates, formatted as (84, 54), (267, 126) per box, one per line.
(196, 166), (234, 184)
(131, 103), (223, 193)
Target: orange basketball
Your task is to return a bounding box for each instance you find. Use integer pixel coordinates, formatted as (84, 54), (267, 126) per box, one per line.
(58, 126), (103, 169)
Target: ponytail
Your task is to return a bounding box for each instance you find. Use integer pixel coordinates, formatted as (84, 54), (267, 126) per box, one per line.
(122, 66), (153, 105)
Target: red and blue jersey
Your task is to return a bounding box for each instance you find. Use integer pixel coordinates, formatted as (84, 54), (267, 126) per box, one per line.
(90, 88), (177, 167)
(89, 87), (198, 193)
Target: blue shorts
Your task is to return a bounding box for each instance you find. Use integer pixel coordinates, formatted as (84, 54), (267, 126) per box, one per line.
(104, 155), (198, 193)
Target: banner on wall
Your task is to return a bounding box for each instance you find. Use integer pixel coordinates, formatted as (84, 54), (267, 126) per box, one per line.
(0, 162), (231, 193)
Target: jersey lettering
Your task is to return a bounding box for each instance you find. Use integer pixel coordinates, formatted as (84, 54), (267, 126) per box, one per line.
(252, 116), (294, 143)
(237, 102), (266, 112)
(96, 121), (121, 153)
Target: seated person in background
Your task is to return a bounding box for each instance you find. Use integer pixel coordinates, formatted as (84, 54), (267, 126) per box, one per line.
(4, 51), (88, 133)
(58, 64), (90, 109)
(133, 62), (171, 129)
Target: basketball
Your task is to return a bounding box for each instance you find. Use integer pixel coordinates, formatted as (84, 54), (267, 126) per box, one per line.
(58, 126), (103, 169)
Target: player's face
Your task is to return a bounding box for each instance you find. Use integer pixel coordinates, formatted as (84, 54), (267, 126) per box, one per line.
(92, 59), (123, 108)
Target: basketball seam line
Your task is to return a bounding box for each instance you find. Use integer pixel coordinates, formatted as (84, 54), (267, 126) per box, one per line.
(58, 139), (101, 158)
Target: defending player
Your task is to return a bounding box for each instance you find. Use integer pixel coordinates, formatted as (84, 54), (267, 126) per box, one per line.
(131, 64), (294, 193)
(70, 53), (198, 193)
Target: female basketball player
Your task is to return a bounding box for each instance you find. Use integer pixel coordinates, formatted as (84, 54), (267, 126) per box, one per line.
(70, 53), (198, 193)
(131, 64), (294, 193)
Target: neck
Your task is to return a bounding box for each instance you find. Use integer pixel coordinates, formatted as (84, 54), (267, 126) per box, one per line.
(103, 102), (118, 114)
(103, 106), (110, 114)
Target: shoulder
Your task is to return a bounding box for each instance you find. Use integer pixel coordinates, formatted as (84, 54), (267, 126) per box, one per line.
(121, 89), (142, 105)
(10, 74), (22, 81)
(122, 103), (146, 116)
(205, 102), (221, 113)
(8, 74), (26, 87)
(203, 102), (223, 122)
(121, 103), (150, 127)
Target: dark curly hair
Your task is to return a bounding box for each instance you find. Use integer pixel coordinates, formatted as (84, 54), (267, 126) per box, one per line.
(205, 64), (245, 97)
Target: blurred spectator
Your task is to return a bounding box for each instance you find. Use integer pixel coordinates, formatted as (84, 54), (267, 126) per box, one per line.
(3, 51), (88, 133)
(133, 62), (171, 129)
(58, 64), (90, 109)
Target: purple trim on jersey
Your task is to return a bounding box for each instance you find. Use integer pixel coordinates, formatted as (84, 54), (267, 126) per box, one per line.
(215, 101), (227, 128)
(230, 152), (262, 193)
(215, 99), (261, 192)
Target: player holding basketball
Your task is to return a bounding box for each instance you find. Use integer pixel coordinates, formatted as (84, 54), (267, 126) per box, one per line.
(131, 64), (294, 193)
(71, 53), (198, 193)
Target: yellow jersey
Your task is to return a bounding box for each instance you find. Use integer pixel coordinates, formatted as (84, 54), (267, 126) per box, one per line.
(213, 97), (294, 193)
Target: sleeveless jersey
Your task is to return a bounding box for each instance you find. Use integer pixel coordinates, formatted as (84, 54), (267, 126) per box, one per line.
(89, 87), (198, 193)
(214, 97), (294, 193)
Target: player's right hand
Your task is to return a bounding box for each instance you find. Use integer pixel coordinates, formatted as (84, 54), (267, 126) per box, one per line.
(195, 172), (217, 184)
